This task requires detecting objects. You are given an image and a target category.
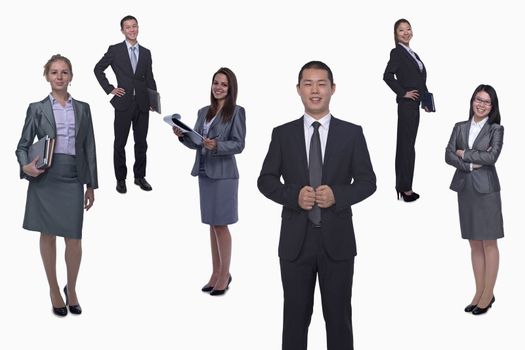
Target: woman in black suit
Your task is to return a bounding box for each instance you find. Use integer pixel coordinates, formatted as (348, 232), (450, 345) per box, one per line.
(384, 18), (431, 202)
(16, 55), (98, 316)
(445, 85), (504, 315)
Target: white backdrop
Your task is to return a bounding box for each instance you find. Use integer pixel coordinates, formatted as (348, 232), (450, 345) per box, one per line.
(1, 0), (522, 349)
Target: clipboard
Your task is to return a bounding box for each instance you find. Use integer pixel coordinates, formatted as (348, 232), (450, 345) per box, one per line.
(163, 114), (204, 144)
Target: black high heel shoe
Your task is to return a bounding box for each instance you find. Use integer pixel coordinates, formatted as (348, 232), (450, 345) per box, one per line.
(464, 303), (477, 312)
(201, 284), (214, 293)
(397, 190), (420, 202)
(64, 286), (82, 315)
(210, 275), (232, 296)
(53, 305), (68, 317)
(472, 296), (495, 315)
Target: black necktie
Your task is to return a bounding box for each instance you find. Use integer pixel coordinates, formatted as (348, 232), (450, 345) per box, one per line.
(308, 121), (322, 225)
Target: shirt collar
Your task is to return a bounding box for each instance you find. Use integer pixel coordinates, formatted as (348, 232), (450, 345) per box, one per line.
(471, 117), (489, 128)
(48, 94), (72, 105)
(304, 113), (331, 129)
(398, 42), (412, 53)
(125, 40), (139, 50)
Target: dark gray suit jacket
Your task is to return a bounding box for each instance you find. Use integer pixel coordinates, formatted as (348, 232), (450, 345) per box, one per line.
(258, 116), (376, 261)
(180, 105), (246, 179)
(445, 120), (503, 193)
(94, 41), (157, 112)
(16, 97), (98, 189)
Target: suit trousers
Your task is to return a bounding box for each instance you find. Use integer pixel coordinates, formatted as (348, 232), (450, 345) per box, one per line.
(395, 100), (420, 192)
(280, 224), (355, 350)
(113, 99), (149, 180)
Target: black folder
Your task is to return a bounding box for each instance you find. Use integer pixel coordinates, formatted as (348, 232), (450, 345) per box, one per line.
(421, 92), (436, 112)
(148, 88), (161, 114)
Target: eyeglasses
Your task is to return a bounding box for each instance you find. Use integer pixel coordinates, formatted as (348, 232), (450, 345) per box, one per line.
(474, 97), (492, 106)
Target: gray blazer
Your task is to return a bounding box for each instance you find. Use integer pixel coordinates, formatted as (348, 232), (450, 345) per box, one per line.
(16, 97), (99, 189)
(445, 120), (503, 193)
(180, 105), (246, 179)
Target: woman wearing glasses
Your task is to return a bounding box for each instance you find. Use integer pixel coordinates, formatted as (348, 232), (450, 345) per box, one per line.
(445, 84), (504, 315)
(383, 18), (431, 202)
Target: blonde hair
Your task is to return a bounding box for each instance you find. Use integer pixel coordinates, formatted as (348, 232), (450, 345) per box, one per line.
(43, 54), (73, 77)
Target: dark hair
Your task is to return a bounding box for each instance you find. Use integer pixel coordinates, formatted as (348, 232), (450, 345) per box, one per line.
(469, 84), (501, 125)
(297, 61), (334, 86)
(43, 54), (73, 77)
(206, 67), (238, 123)
(120, 15), (138, 29)
(393, 18), (411, 45)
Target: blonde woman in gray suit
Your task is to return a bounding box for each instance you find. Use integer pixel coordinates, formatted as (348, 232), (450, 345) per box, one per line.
(16, 54), (98, 316)
(445, 84), (503, 315)
(174, 67), (246, 296)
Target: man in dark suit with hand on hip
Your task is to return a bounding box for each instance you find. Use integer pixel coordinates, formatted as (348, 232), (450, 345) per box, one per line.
(258, 61), (376, 350)
(94, 15), (157, 193)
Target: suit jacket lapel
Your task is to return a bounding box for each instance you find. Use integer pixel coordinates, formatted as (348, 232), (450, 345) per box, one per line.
(461, 122), (470, 149)
(40, 97), (57, 136)
(72, 99), (82, 136)
(398, 44), (424, 76)
(472, 121), (490, 149)
(322, 116), (339, 183)
(121, 41), (135, 75)
(294, 117), (309, 182)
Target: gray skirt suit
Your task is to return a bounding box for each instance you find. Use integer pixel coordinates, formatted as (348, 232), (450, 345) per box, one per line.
(445, 120), (504, 240)
(16, 97), (98, 239)
(179, 105), (246, 225)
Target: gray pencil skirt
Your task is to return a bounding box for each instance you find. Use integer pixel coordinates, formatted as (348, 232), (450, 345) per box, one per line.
(198, 172), (238, 226)
(457, 175), (504, 240)
(23, 154), (84, 239)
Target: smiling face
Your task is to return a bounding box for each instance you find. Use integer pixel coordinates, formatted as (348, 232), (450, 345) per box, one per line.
(297, 68), (335, 120)
(45, 60), (72, 94)
(212, 73), (229, 102)
(121, 19), (139, 44)
(396, 21), (413, 46)
(472, 91), (492, 121)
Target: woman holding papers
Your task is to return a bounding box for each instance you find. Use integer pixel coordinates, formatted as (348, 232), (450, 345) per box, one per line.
(174, 67), (246, 296)
(445, 84), (504, 315)
(15, 54), (98, 316)
(383, 18), (431, 202)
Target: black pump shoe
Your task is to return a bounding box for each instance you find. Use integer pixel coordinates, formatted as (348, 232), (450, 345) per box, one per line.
(210, 275), (232, 296)
(472, 296), (495, 315)
(201, 284), (214, 293)
(53, 306), (68, 317)
(464, 304), (477, 312)
(397, 190), (420, 202)
(64, 286), (82, 315)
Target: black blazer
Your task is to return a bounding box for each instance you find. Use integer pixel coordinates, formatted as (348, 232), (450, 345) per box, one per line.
(258, 117), (376, 261)
(383, 44), (428, 103)
(94, 41), (157, 112)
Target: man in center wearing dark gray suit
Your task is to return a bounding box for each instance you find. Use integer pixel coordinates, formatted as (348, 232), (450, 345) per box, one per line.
(94, 15), (157, 193)
(258, 61), (376, 350)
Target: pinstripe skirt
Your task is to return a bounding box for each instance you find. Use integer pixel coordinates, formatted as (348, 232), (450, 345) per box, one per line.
(198, 172), (238, 226)
(23, 154), (84, 239)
